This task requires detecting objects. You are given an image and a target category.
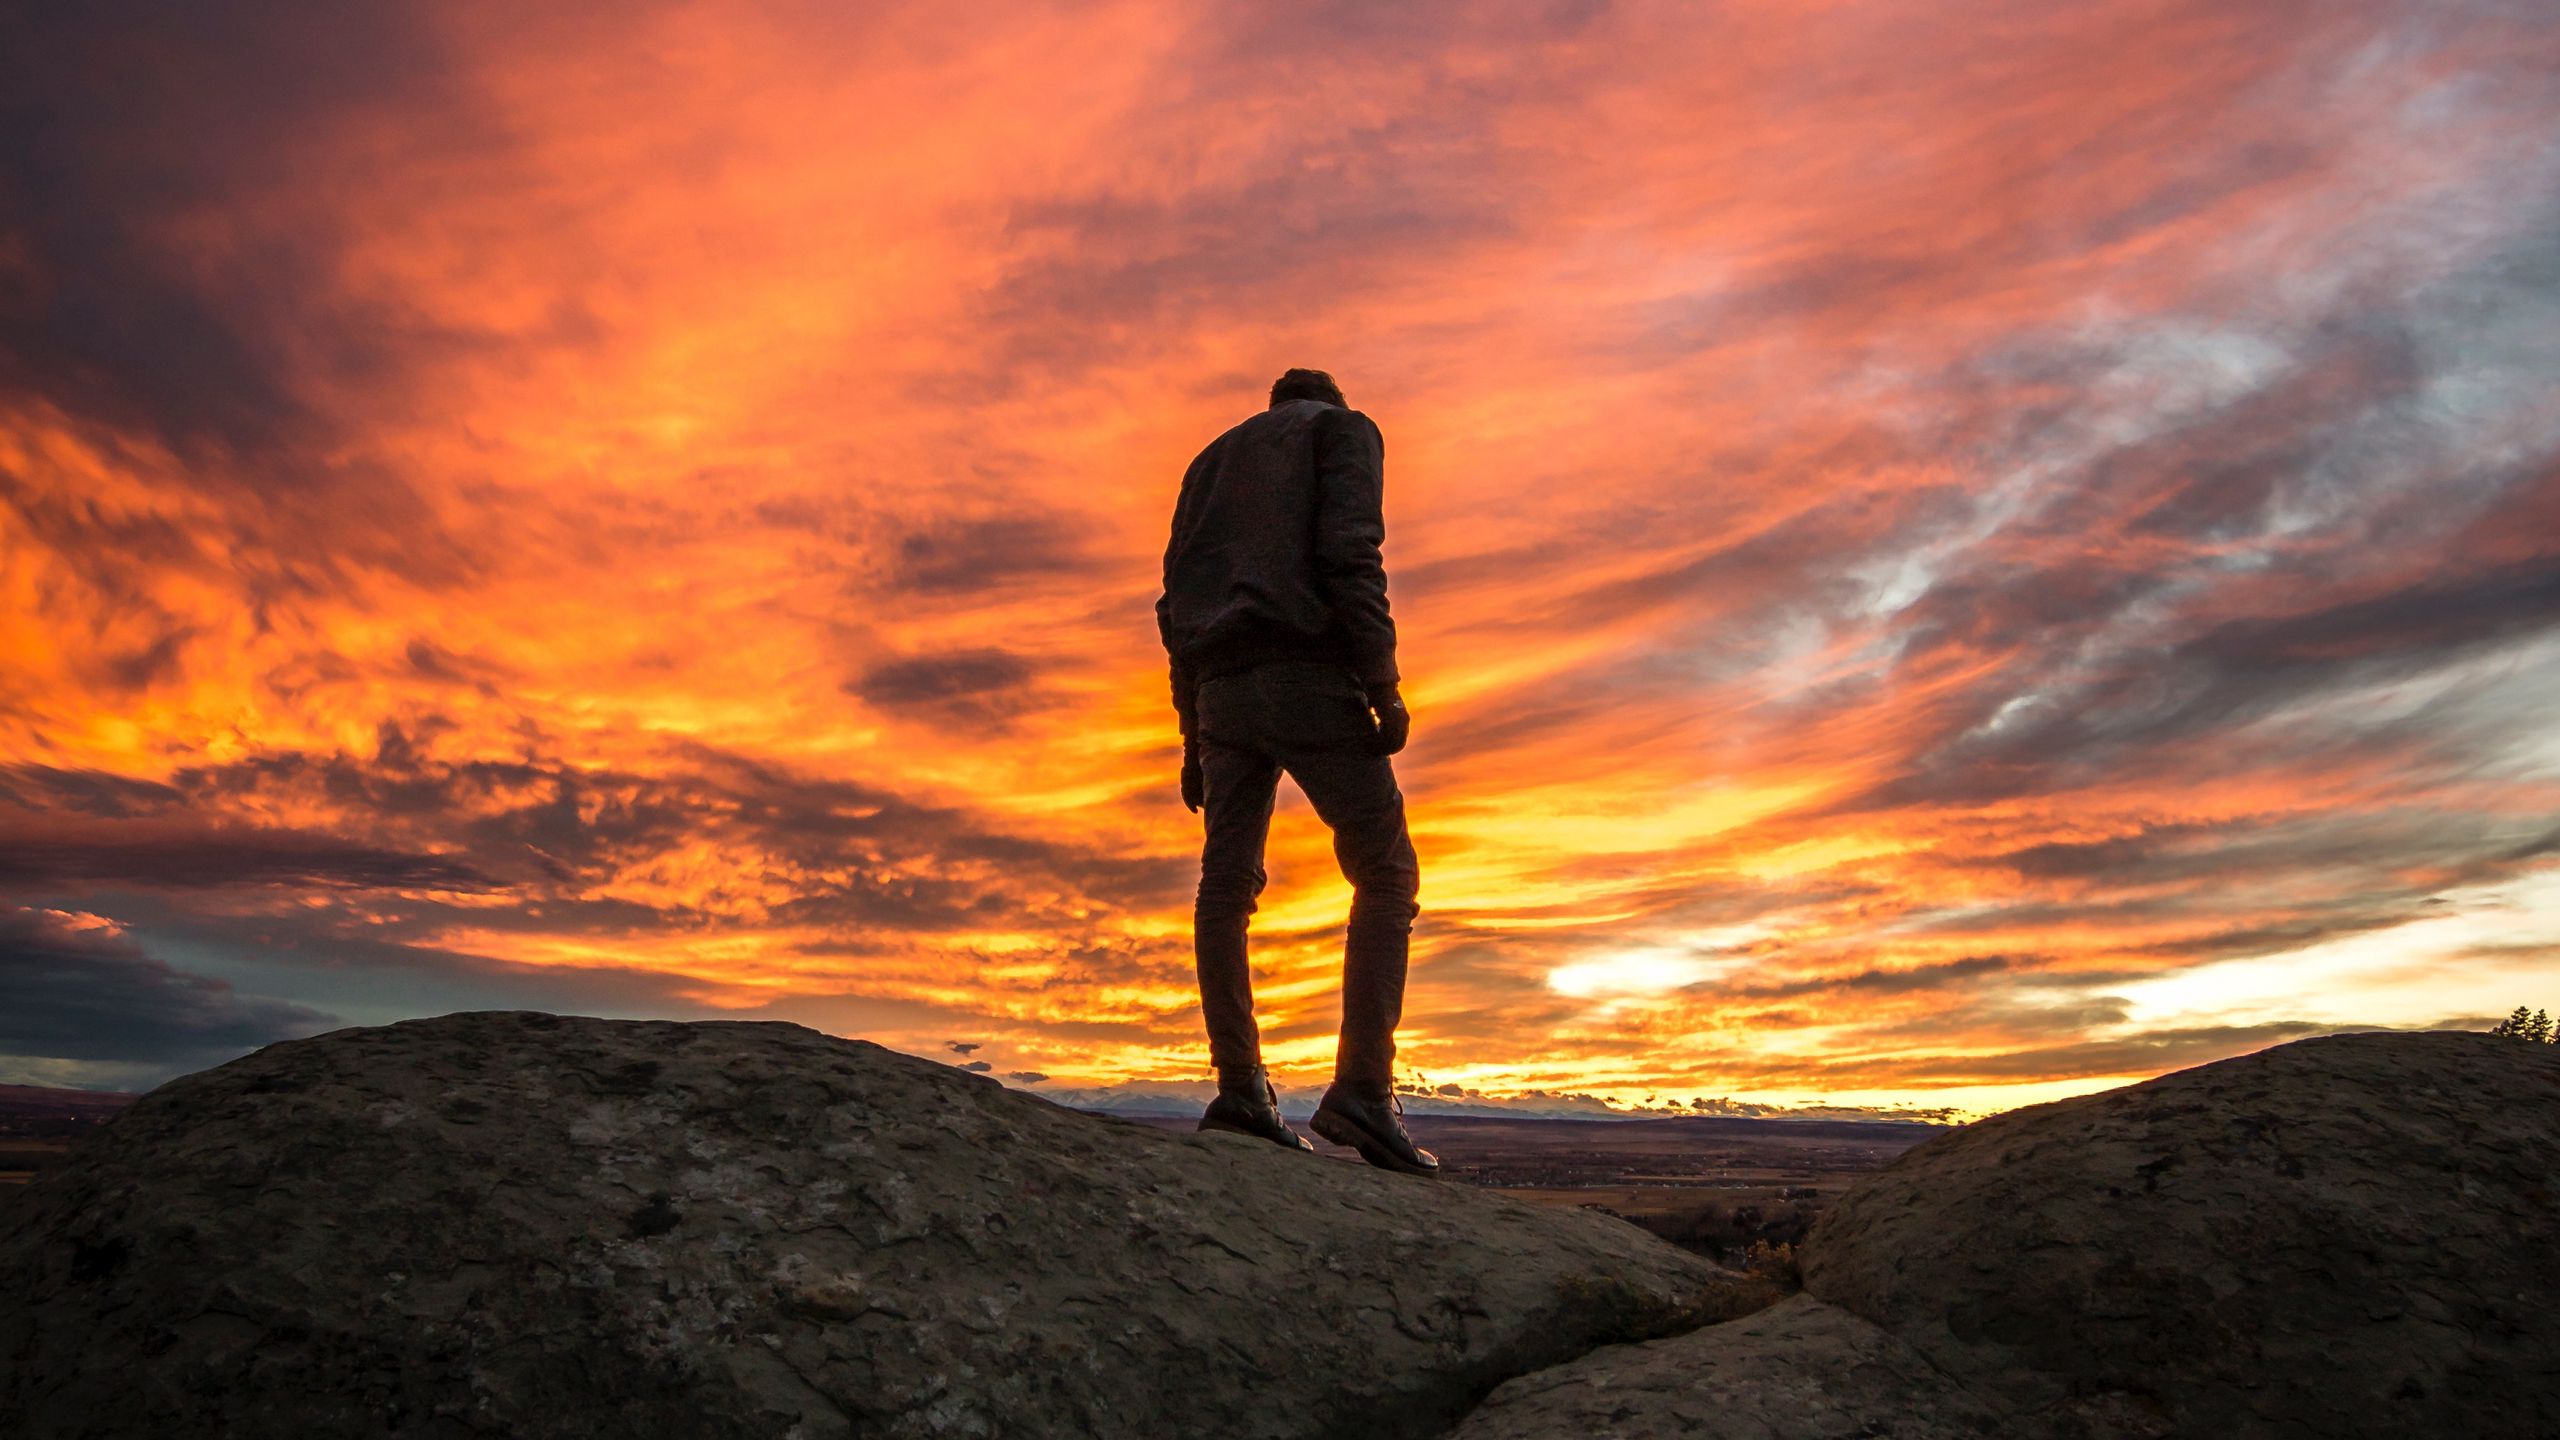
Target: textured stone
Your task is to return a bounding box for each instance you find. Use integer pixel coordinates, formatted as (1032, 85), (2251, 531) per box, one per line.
(1802, 1030), (2560, 1439)
(1449, 1292), (2003, 1439)
(0, 1012), (1755, 1440)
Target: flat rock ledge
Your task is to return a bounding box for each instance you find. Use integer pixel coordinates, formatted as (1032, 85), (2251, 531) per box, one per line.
(0, 1012), (1754, 1440)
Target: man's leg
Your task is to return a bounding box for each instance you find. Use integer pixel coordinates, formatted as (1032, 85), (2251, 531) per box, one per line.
(1288, 749), (1421, 1089)
(1194, 739), (1282, 1073)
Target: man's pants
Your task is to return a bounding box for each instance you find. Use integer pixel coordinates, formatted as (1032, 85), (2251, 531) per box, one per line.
(1193, 661), (1421, 1091)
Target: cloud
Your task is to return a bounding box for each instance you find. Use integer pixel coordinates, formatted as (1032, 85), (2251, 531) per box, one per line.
(1864, 554), (2560, 812)
(0, 1), (495, 467)
(0, 811), (497, 892)
(853, 650), (1041, 722)
(0, 905), (339, 1085)
(887, 516), (1096, 596)
(1733, 1022), (2359, 1088)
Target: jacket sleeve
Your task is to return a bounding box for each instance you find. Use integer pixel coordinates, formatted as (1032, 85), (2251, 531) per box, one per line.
(1313, 407), (1399, 691)
(1155, 590), (1197, 739)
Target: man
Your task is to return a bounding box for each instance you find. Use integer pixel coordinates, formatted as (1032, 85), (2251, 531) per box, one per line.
(1155, 368), (1436, 1177)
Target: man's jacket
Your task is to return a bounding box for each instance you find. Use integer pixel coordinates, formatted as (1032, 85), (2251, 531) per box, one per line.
(1156, 398), (1399, 734)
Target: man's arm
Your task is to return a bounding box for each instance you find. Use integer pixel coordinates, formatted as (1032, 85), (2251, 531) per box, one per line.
(1154, 591), (1198, 738)
(1156, 591), (1204, 810)
(1311, 407), (1398, 692)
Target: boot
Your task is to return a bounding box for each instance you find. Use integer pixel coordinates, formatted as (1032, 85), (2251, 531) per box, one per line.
(1310, 1080), (1440, 1176)
(1198, 1064), (1313, 1152)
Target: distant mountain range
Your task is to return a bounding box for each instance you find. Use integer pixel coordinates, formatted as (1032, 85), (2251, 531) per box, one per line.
(1015, 1075), (1957, 1126)
(0, 1083), (137, 1120)
(0, 1072), (1954, 1130)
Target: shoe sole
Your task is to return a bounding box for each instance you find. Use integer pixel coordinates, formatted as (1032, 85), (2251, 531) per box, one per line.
(1309, 1107), (1439, 1176)
(1199, 1115), (1313, 1152)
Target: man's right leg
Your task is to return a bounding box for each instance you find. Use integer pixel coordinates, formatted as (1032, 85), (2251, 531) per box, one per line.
(1288, 743), (1436, 1177)
(1194, 739), (1282, 1074)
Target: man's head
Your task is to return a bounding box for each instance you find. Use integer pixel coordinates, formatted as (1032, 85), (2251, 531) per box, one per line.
(1269, 368), (1346, 408)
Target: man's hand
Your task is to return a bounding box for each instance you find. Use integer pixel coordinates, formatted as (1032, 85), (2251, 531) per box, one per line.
(1180, 736), (1205, 812)
(1367, 684), (1411, 757)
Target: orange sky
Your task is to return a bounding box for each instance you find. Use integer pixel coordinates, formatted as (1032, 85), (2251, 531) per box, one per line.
(5, 0), (2558, 1112)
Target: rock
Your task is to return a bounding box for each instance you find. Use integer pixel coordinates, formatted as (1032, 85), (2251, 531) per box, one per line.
(1448, 1292), (2005, 1439)
(0, 1012), (1757, 1440)
(1802, 1030), (2560, 1438)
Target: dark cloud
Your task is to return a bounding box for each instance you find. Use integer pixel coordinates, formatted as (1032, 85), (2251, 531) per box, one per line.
(889, 516), (1093, 594)
(1983, 810), (2560, 903)
(958, 1059), (993, 1073)
(2181, 554), (2560, 675)
(3, 730), (1193, 947)
(1743, 1021), (2356, 1088)
(0, 766), (185, 819)
(55, 890), (774, 1024)
(2124, 915), (2413, 967)
(853, 649), (1040, 721)
(748, 495), (1105, 600)
(990, 145), (1508, 343)
(1993, 824), (2216, 881)
(1807, 237), (2560, 818)
(1722, 953), (2030, 1002)
(0, 4), (557, 625)
(944, 1041), (981, 1054)
(0, 812), (497, 892)
(1006, 1070), (1050, 1084)
(952, 6), (1616, 387)
(403, 638), (512, 688)
(1860, 552), (2560, 812)
(0, 904), (338, 1072)
(0, 2), (470, 456)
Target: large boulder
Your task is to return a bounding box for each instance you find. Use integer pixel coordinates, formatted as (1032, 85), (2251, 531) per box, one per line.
(0, 1012), (1755, 1440)
(1448, 1292), (2004, 1439)
(1803, 1030), (2560, 1438)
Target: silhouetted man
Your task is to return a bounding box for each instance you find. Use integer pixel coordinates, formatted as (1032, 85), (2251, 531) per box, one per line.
(1155, 368), (1436, 1176)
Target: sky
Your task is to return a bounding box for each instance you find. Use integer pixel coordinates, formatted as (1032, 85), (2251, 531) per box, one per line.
(3, 0), (2556, 1114)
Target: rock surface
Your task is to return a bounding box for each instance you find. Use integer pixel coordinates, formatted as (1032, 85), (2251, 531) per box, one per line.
(1804, 1030), (2560, 1439)
(9, 1018), (2553, 1439)
(1448, 1292), (2003, 1439)
(0, 1012), (1755, 1440)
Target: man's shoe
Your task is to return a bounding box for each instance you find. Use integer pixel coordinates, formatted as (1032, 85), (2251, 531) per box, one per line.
(1310, 1082), (1440, 1176)
(1198, 1066), (1314, 1152)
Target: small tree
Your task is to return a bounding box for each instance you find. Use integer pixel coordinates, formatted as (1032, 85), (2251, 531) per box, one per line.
(2490, 1006), (2555, 1043)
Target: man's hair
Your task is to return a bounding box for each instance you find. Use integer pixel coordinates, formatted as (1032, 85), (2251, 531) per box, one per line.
(1269, 368), (1346, 408)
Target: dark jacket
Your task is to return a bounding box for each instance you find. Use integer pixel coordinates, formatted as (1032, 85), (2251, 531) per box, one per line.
(1157, 399), (1399, 735)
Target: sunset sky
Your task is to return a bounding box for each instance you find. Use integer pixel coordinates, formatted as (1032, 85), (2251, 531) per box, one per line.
(5, 0), (2557, 1114)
